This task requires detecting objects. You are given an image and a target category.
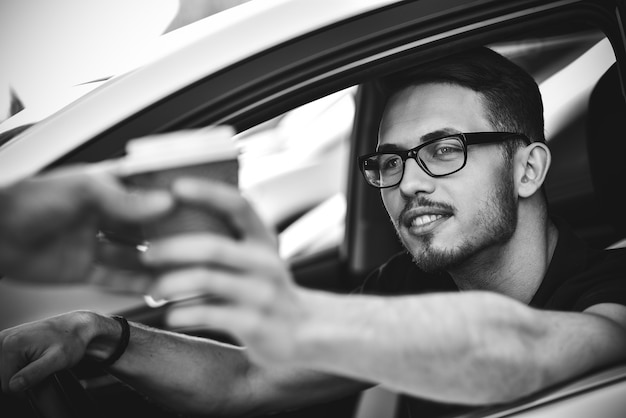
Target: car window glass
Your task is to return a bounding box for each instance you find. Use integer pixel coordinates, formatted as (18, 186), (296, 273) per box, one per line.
(236, 87), (356, 260)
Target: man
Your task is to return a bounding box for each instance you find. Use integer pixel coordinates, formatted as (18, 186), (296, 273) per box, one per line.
(2, 47), (626, 417)
(0, 166), (173, 283)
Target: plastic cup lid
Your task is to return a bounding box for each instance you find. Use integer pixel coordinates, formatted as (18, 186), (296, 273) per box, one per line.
(114, 126), (239, 176)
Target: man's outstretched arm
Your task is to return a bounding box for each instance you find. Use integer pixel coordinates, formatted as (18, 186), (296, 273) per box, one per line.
(141, 178), (626, 406)
(278, 290), (626, 404)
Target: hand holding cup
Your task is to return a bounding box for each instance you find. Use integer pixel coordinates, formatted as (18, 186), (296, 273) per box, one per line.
(114, 125), (240, 240)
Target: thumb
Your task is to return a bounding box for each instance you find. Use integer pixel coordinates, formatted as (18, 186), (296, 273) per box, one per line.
(8, 351), (65, 392)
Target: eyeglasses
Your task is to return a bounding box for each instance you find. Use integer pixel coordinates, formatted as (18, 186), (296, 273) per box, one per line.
(358, 132), (529, 189)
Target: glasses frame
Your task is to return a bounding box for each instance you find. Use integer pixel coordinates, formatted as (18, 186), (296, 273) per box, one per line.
(358, 132), (530, 189)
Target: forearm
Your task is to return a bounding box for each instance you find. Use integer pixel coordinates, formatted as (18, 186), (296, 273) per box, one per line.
(84, 313), (257, 416)
(292, 289), (626, 405)
(86, 313), (365, 416)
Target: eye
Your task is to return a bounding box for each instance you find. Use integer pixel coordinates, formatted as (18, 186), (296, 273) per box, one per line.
(379, 154), (403, 171)
(427, 139), (464, 160)
(435, 145), (461, 156)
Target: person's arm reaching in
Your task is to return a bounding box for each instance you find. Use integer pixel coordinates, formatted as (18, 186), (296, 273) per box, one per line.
(0, 310), (368, 416)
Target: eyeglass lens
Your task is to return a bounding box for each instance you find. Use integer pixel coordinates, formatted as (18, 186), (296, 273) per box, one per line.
(362, 136), (465, 187)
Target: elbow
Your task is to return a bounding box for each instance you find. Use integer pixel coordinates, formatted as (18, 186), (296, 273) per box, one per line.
(478, 371), (548, 405)
(470, 302), (550, 404)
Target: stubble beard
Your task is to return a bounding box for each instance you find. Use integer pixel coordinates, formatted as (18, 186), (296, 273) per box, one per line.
(399, 170), (518, 273)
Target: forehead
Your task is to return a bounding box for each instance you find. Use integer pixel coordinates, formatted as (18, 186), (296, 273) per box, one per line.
(379, 83), (492, 146)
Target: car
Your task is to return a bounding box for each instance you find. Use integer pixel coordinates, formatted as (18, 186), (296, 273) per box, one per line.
(1, 0), (626, 417)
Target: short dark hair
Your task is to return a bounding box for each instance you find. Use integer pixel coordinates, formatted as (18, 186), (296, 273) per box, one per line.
(379, 47), (546, 149)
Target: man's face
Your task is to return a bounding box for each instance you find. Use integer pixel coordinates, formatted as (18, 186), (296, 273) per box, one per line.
(379, 83), (518, 272)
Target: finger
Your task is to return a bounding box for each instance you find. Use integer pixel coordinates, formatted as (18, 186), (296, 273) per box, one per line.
(150, 268), (274, 306)
(85, 172), (175, 223)
(165, 303), (259, 337)
(87, 265), (154, 294)
(0, 331), (53, 393)
(149, 267), (217, 302)
(143, 234), (281, 275)
(171, 178), (275, 245)
(7, 348), (68, 392)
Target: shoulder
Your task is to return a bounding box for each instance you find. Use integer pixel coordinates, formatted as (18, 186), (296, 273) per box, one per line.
(573, 245), (626, 309)
(535, 217), (626, 311)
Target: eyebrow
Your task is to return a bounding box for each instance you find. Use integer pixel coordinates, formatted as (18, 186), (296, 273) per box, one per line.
(377, 128), (459, 152)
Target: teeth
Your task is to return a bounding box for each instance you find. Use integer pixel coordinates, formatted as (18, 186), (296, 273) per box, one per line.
(412, 214), (442, 227)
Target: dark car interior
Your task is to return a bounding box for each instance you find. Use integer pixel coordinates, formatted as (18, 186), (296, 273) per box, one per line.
(2, 1), (626, 418)
(586, 63), (626, 244)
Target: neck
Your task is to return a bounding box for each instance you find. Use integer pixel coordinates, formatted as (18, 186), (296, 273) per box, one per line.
(448, 214), (558, 304)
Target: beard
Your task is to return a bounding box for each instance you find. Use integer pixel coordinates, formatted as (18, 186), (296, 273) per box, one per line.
(399, 169), (518, 273)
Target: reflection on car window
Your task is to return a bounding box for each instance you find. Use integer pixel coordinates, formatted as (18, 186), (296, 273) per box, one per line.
(236, 87), (356, 260)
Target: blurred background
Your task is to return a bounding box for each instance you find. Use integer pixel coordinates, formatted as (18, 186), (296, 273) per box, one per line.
(0, 0), (252, 124)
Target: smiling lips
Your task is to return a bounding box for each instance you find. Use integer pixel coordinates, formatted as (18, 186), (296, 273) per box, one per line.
(401, 207), (452, 234)
(412, 214), (444, 227)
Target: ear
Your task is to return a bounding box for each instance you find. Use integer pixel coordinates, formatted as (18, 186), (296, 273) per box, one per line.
(515, 142), (551, 198)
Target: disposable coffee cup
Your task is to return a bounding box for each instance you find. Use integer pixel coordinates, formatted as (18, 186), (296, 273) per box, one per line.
(112, 126), (239, 240)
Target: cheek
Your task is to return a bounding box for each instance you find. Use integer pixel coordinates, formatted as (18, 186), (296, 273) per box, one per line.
(455, 182), (481, 207)
(444, 171), (489, 211)
(381, 190), (402, 221)
(453, 173), (502, 219)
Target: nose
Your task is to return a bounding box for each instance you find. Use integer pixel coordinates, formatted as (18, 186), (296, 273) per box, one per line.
(398, 157), (436, 197)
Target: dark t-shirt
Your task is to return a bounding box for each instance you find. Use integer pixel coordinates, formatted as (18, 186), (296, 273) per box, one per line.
(355, 217), (626, 417)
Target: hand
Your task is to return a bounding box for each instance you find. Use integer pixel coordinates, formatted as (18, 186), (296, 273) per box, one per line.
(142, 178), (308, 366)
(0, 165), (173, 283)
(0, 311), (95, 393)
(86, 232), (156, 294)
